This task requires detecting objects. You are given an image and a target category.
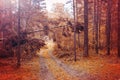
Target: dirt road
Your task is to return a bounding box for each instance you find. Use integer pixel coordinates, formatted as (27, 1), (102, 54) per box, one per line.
(38, 40), (95, 80)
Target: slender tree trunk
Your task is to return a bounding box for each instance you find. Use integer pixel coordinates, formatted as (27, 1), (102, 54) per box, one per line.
(2, 31), (5, 48)
(17, 0), (21, 68)
(92, 0), (95, 49)
(118, 0), (120, 57)
(99, 0), (102, 48)
(78, 33), (80, 48)
(84, 0), (88, 57)
(98, 0), (101, 49)
(106, 0), (111, 55)
(76, 0), (80, 48)
(94, 0), (98, 54)
(1, 19), (5, 48)
(73, 0), (77, 61)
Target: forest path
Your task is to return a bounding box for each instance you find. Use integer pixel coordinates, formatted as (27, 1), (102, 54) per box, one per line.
(39, 55), (55, 80)
(38, 39), (95, 80)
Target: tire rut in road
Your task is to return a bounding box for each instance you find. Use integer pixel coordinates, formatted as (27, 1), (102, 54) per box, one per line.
(48, 50), (97, 80)
(39, 55), (55, 80)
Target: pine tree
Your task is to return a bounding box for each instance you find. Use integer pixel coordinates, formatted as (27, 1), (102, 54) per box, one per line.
(94, 0), (99, 54)
(118, 0), (120, 57)
(84, 0), (89, 57)
(106, 0), (111, 55)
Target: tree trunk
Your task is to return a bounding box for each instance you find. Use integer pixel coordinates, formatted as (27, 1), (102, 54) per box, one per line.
(17, 0), (21, 68)
(92, 0), (95, 50)
(98, 0), (101, 49)
(106, 0), (111, 55)
(94, 0), (98, 54)
(84, 0), (89, 57)
(2, 31), (5, 48)
(73, 0), (77, 61)
(76, 0), (80, 48)
(78, 33), (80, 48)
(118, 0), (120, 57)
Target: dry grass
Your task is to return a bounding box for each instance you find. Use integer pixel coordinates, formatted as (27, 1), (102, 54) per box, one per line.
(61, 55), (120, 80)
(0, 56), (40, 80)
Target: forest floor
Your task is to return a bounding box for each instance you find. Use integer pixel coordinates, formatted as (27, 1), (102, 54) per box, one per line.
(0, 40), (120, 80)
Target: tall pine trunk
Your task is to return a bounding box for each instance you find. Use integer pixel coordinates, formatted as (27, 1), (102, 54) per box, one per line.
(73, 0), (77, 61)
(84, 0), (88, 57)
(118, 0), (120, 57)
(94, 0), (98, 54)
(78, 33), (80, 48)
(106, 0), (111, 55)
(17, 0), (21, 68)
(76, 0), (80, 48)
(92, 0), (95, 50)
(98, 0), (101, 49)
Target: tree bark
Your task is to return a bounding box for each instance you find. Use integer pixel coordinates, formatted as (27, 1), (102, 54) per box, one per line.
(92, 0), (95, 50)
(94, 0), (98, 54)
(78, 33), (80, 48)
(84, 0), (89, 57)
(76, 0), (80, 48)
(73, 0), (77, 61)
(98, 0), (101, 49)
(17, 0), (21, 68)
(118, 0), (120, 57)
(106, 0), (111, 55)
